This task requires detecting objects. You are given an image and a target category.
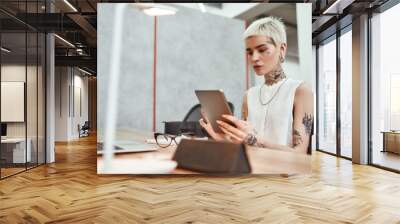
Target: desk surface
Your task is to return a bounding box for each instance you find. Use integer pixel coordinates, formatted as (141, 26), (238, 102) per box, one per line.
(1, 138), (27, 143)
(97, 129), (311, 175)
(381, 131), (400, 134)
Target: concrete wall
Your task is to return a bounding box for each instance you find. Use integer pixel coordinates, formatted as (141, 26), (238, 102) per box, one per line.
(155, 5), (246, 131)
(98, 3), (154, 135)
(98, 4), (246, 134)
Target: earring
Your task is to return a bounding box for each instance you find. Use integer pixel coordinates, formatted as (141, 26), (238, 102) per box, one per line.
(279, 55), (285, 63)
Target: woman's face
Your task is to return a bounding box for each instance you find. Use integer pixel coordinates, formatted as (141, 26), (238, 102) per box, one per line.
(245, 35), (285, 76)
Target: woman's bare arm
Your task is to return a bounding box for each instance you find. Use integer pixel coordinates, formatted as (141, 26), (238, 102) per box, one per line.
(252, 83), (314, 153)
(207, 84), (314, 154)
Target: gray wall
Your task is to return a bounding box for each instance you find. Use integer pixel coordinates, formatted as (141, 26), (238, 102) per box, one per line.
(98, 4), (154, 134)
(98, 4), (246, 133)
(156, 6), (246, 131)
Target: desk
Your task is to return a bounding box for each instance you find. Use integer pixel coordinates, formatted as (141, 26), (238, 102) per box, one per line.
(382, 131), (400, 154)
(97, 129), (311, 175)
(1, 138), (31, 163)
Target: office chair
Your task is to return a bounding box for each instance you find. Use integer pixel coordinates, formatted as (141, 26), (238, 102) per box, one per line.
(164, 102), (234, 137)
(78, 121), (90, 138)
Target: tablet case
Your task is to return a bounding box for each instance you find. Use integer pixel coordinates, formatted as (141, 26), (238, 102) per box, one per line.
(172, 139), (251, 174)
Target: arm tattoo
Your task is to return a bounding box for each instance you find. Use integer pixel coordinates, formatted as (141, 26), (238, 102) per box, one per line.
(292, 129), (303, 147)
(255, 141), (268, 148)
(302, 114), (313, 135)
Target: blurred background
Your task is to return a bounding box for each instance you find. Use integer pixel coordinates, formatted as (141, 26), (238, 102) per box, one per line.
(97, 3), (312, 136)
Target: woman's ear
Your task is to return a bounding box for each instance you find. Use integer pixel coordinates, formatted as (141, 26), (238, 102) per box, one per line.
(280, 43), (287, 60)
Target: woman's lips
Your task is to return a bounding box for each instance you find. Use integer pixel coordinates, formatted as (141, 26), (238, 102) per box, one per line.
(253, 65), (263, 70)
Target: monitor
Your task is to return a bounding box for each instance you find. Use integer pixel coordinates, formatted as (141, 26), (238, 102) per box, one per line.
(1, 123), (7, 137)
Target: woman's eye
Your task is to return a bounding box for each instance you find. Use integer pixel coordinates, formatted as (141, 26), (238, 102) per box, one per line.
(259, 48), (267, 53)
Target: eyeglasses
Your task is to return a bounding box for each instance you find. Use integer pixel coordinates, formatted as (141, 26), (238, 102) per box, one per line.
(154, 133), (180, 148)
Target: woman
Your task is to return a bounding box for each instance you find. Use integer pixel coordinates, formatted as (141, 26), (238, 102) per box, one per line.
(199, 17), (314, 154)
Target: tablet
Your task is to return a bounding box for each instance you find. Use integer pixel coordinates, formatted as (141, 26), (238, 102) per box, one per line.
(195, 90), (235, 133)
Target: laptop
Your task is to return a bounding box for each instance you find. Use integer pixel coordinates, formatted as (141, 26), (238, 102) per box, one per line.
(97, 140), (158, 155)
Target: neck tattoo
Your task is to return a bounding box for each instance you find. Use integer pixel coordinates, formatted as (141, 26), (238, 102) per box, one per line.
(264, 68), (286, 86)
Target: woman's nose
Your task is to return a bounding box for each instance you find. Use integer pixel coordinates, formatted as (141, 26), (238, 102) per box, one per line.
(251, 51), (260, 61)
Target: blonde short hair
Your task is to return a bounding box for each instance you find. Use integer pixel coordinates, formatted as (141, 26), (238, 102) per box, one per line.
(243, 17), (287, 45)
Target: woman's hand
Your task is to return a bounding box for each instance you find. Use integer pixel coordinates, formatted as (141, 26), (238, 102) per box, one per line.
(199, 108), (226, 141)
(217, 115), (256, 144)
(199, 117), (226, 141)
(199, 108), (256, 144)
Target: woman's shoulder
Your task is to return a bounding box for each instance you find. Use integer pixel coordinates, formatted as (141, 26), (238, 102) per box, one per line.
(293, 81), (313, 98)
(286, 78), (303, 86)
(246, 84), (261, 95)
(285, 78), (311, 91)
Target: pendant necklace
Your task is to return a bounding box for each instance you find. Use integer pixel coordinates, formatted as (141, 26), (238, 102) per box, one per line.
(259, 78), (288, 105)
(259, 78), (288, 135)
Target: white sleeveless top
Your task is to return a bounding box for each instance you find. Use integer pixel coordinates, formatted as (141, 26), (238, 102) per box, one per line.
(247, 78), (303, 147)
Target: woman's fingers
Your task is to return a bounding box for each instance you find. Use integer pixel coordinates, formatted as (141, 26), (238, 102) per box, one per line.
(199, 118), (212, 131)
(221, 114), (242, 127)
(200, 114), (251, 144)
(219, 126), (244, 143)
(217, 120), (247, 139)
(199, 118), (224, 141)
(219, 124), (244, 141)
(221, 114), (251, 130)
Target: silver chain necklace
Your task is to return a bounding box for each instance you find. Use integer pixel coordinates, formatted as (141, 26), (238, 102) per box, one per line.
(259, 78), (288, 105)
